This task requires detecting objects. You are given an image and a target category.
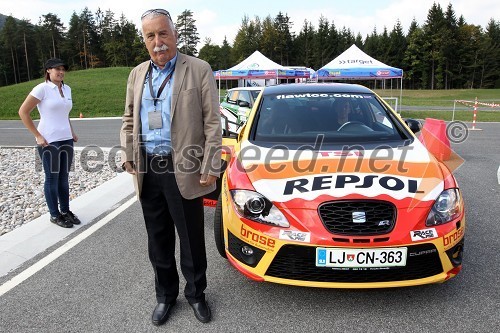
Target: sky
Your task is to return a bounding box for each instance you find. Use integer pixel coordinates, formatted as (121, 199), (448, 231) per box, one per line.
(1, 0), (498, 49)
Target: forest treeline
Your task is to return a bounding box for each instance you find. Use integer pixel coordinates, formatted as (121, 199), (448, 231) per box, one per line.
(0, 2), (499, 89)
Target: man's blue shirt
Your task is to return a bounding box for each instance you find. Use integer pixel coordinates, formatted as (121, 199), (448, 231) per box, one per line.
(140, 54), (177, 155)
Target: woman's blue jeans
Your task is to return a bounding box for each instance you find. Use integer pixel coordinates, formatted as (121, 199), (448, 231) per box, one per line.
(37, 139), (74, 217)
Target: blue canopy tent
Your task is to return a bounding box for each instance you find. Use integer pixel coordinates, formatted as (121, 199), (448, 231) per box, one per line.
(316, 44), (403, 112)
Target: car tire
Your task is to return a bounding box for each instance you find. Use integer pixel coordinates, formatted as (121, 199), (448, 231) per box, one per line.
(214, 195), (227, 258)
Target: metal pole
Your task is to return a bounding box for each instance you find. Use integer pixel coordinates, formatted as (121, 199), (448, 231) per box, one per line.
(472, 97), (478, 130)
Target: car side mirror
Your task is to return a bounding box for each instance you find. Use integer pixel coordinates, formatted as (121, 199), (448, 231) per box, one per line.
(238, 100), (250, 108)
(404, 118), (422, 134)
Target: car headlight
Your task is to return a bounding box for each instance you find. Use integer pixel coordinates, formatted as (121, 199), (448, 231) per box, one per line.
(230, 190), (290, 227)
(425, 188), (462, 226)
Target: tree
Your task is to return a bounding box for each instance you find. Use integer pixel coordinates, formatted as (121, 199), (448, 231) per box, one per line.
(117, 14), (141, 67)
(404, 22), (429, 89)
(40, 13), (65, 59)
(442, 3), (459, 89)
(423, 3), (447, 89)
(338, 27), (355, 55)
(232, 15), (261, 63)
(176, 9), (200, 56)
(79, 8), (101, 68)
(364, 27), (380, 61)
(198, 38), (221, 69)
(0, 16), (19, 84)
(478, 19), (500, 88)
(64, 12), (84, 69)
(313, 15), (331, 69)
(387, 20), (407, 70)
(273, 12), (294, 65)
(294, 19), (316, 68)
(219, 37), (232, 69)
(18, 19), (37, 81)
(260, 16), (279, 61)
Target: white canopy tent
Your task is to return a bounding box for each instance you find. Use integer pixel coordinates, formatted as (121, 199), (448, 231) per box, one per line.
(214, 50), (310, 84)
(316, 44), (403, 112)
(214, 50), (310, 101)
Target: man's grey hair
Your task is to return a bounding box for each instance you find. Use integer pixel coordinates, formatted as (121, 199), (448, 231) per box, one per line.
(141, 11), (177, 35)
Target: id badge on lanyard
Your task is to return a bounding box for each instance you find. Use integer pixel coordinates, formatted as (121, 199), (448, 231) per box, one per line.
(147, 64), (173, 130)
(148, 111), (162, 129)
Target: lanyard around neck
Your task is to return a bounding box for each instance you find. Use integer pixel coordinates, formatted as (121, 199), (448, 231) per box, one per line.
(148, 64), (174, 107)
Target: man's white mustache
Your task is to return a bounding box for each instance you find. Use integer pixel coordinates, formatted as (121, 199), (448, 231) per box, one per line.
(153, 45), (169, 52)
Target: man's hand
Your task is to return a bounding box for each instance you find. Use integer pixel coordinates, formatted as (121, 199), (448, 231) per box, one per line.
(200, 174), (217, 187)
(123, 161), (136, 175)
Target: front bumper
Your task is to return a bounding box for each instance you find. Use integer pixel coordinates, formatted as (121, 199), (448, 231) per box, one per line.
(224, 223), (464, 289)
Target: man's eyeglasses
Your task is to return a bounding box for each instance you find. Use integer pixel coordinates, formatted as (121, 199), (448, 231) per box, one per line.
(141, 9), (171, 20)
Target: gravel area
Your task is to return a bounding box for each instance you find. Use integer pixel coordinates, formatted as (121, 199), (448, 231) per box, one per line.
(0, 147), (121, 236)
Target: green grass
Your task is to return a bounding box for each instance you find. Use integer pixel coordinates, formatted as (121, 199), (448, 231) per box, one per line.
(0, 67), (131, 119)
(375, 88), (500, 107)
(1, 68), (499, 121)
(399, 110), (498, 122)
(375, 88), (500, 122)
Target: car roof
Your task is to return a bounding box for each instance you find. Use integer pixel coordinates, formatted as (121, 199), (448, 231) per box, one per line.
(261, 83), (374, 95)
(228, 86), (263, 91)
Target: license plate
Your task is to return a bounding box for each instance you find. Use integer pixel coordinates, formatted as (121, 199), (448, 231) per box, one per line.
(316, 247), (407, 268)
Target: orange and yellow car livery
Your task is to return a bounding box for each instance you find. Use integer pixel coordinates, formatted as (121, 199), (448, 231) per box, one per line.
(213, 83), (465, 288)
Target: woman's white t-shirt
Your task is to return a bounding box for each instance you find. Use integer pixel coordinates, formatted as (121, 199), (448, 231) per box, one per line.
(30, 81), (73, 143)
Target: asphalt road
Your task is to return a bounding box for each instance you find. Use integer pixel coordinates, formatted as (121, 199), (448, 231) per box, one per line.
(0, 120), (499, 332)
(0, 118), (122, 148)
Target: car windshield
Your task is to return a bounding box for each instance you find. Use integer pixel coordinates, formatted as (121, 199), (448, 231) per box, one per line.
(252, 91), (410, 146)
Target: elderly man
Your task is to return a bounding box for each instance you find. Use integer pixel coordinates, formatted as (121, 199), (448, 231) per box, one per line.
(120, 8), (221, 326)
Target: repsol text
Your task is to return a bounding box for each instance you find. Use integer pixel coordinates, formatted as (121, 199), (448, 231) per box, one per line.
(283, 175), (424, 195)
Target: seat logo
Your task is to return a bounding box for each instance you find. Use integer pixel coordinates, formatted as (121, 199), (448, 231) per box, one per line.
(352, 211), (366, 223)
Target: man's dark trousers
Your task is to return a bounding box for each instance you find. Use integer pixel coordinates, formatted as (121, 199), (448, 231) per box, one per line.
(140, 154), (207, 305)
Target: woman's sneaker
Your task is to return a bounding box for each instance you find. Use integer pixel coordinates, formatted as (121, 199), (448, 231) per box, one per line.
(50, 215), (73, 228)
(62, 211), (81, 225)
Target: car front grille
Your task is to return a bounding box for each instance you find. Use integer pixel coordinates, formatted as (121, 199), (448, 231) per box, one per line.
(265, 243), (443, 283)
(319, 200), (396, 235)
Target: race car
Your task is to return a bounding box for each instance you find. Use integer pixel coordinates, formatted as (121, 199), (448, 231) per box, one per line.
(220, 87), (263, 132)
(214, 83), (465, 288)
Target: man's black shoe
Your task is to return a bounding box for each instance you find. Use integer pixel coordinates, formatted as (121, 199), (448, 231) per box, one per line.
(62, 211), (81, 225)
(50, 215), (73, 228)
(151, 301), (176, 326)
(190, 300), (211, 323)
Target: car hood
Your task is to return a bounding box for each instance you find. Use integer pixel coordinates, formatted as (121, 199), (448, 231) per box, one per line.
(237, 140), (445, 209)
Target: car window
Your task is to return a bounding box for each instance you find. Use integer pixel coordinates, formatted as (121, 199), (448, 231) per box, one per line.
(250, 90), (261, 100)
(238, 91), (251, 104)
(253, 92), (409, 145)
(227, 90), (239, 104)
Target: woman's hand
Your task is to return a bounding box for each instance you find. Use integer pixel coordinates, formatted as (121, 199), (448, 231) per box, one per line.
(123, 161), (136, 175)
(35, 134), (48, 147)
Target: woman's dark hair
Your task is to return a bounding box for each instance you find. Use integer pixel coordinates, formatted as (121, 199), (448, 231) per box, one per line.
(44, 67), (65, 86)
(44, 58), (68, 85)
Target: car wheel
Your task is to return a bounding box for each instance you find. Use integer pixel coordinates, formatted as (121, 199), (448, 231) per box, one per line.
(214, 195), (227, 258)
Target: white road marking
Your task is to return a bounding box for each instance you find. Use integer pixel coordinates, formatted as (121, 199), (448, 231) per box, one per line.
(0, 197), (136, 297)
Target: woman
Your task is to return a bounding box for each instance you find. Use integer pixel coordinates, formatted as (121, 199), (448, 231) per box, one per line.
(18, 58), (81, 228)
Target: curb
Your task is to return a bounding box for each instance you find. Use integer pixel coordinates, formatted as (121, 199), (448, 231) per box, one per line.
(0, 172), (135, 277)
